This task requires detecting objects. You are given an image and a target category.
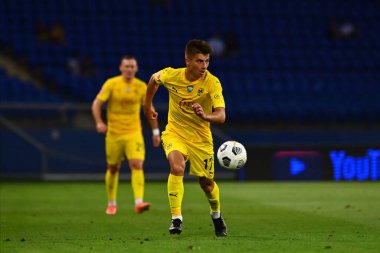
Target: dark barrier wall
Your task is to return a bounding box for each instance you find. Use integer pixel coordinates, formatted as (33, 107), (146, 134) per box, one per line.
(1, 128), (379, 181)
(0, 128), (234, 180)
(0, 128), (167, 178)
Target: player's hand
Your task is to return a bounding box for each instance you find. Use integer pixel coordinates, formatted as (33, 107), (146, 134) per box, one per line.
(144, 104), (158, 120)
(96, 122), (107, 134)
(192, 103), (207, 120)
(152, 135), (161, 148)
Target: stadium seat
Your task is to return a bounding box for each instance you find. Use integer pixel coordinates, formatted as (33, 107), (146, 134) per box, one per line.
(1, 0), (379, 123)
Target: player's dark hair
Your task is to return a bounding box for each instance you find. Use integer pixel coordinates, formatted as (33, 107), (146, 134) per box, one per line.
(120, 55), (136, 64)
(185, 39), (212, 57)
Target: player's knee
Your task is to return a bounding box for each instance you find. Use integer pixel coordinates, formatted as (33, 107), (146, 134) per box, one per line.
(199, 177), (214, 193)
(170, 161), (185, 176)
(107, 164), (119, 174)
(129, 160), (143, 170)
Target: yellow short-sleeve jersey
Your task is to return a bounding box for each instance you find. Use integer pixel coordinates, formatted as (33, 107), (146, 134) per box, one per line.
(154, 67), (225, 143)
(97, 75), (147, 136)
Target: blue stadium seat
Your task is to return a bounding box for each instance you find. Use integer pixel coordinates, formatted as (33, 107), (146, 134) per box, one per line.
(1, 0), (378, 123)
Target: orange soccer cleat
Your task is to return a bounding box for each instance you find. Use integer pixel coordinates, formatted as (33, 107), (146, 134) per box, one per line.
(134, 202), (150, 214)
(105, 205), (117, 215)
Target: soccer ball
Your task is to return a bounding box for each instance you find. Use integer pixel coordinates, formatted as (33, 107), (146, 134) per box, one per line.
(217, 141), (247, 170)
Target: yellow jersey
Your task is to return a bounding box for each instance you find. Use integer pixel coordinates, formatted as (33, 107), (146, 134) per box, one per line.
(97, 75), (147, 136)
(154, 67), (225, 143)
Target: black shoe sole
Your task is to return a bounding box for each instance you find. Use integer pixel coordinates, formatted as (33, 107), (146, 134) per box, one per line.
(215, 232), (227, 237)
(169, 229), (182, 235)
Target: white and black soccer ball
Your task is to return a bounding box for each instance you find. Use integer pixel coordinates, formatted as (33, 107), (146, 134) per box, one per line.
(217, 141), (247, 170)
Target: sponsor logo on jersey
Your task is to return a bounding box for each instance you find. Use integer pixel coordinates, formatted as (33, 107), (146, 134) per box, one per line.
(166, 143), (173, 150)
(197, 88), (204, 96)
(179, 99), (194, 114)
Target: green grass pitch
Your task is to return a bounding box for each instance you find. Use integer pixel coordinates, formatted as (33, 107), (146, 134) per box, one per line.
(1, 181), (379, 253)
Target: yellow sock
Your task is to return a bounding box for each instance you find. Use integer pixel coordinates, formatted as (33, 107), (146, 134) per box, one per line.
(131, 169), (144, 201)
(105, 169), (119, 202)
(205, 181), (220, 213)
(167, 173), (184, 216)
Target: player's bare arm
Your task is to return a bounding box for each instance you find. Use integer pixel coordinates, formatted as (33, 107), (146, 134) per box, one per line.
(148, 116), (161, 147)
(192, 103), (225, 124)
(147, 109), (161, 147)
(144, 75), (159, 120)
(144, 75), (161, 147)
(91, 98), (107, 134)
(143, 100), (160, 147)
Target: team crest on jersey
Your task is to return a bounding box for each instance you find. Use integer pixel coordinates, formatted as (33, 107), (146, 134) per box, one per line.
(197, 88), (204, 96)
(187, 85), (194, 93)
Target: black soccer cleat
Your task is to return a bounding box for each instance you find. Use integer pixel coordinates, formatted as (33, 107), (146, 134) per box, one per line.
(212, 216), (227, 237)
(169, 218), (182, 235)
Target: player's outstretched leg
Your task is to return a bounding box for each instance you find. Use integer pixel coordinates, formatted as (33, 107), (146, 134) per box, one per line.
(199, 178), (228, 237)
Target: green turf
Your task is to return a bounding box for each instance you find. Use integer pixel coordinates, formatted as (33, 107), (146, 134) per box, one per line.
(1, 181), (379, 253)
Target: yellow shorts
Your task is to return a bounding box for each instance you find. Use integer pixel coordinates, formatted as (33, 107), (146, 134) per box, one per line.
(161, 131), (215, 179)
(105, 132), (145, 165)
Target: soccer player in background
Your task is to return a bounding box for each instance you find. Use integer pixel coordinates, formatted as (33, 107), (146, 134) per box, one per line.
(144, 39), (228, 237)
(92, 55), (161, 215)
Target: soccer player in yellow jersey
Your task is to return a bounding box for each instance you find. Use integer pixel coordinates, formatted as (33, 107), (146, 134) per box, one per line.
(144, 39), (227, 236)
(92, 55), (161, 216)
